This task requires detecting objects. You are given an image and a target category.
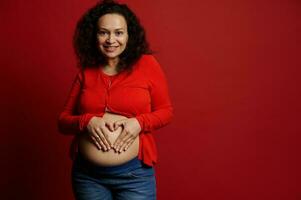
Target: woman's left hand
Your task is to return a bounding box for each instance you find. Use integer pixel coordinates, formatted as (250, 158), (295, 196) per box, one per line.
(112, 118), (141, 153)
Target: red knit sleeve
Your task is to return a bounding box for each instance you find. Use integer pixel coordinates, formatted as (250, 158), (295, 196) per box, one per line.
(57, 70), (99, 135)
(135, 55), (174, 132)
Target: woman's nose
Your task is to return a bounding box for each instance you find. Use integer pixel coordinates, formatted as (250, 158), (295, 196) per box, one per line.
(106, 34), (115, 43)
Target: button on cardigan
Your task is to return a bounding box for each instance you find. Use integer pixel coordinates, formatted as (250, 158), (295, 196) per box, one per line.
(57, 54), (173, 166)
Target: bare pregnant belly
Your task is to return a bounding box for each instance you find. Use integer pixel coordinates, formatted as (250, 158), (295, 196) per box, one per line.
(78, 113), (139, 167)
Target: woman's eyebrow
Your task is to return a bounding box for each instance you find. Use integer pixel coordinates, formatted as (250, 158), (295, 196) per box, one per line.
(99, 27), (125, 31)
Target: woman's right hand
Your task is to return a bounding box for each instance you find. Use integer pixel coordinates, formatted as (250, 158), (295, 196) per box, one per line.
(86, 116), (114, 151)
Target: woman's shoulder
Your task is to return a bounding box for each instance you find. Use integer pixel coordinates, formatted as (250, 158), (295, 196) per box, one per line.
(138, 54), (158, 64)
(74, 67), (100, 83)
(79, 67), (100, 76)
(136, 54), (162, 73)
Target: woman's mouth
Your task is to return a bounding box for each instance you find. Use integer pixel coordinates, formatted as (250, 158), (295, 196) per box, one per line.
(104, 46), (118, 52)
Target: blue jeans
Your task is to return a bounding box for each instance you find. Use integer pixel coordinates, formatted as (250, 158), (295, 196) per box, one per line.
(71, 152), (156, 200)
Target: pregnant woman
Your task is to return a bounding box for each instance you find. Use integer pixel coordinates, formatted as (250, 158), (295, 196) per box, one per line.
(57, 0), (173, 199)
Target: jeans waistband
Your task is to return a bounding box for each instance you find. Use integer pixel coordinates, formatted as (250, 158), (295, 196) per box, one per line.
(75, 151), (143, 174)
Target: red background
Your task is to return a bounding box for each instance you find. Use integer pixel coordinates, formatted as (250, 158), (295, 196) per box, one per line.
(0, 0), (299, 199)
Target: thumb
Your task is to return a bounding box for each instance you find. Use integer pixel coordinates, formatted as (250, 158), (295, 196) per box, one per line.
(107, 122), (115, 132)
(114, 119), (126, 130)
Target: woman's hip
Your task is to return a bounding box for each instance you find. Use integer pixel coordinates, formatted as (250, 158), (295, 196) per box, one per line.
(71, 152), (156, 199)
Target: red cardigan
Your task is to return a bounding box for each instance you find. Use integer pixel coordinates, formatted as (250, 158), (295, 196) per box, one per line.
(57, 54), (173, 166)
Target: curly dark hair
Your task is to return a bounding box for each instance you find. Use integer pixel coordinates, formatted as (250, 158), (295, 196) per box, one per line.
(73, 0), (153, 72)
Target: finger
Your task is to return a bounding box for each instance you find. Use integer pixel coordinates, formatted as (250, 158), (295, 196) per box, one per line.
(124, 138), (135, 151)
(97, 139), (107, 151)
(97, 136), (107, 151)
(91, 129), (104, 149)
(100, 127), (112, 149)
(120, 136), (134, 152)
(106, 122), (115, 132)
(113, 129), (128, 150)
(95, 128), (109, 151)
(96, 128), (109, 151)
(91, 129), (105, 150)
(114, 120), (125, 130)
(90, 136), (102, 150)
(117, 134), (133, 153)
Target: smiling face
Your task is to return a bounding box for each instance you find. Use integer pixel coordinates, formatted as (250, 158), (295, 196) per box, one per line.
(97, 13), (129, 62)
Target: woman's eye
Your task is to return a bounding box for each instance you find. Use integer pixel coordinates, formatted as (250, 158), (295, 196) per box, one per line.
(116, 31), (123, 36)
(98, 31), (107, 35)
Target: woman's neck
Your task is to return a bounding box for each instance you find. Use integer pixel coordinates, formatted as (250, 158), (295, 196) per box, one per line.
(106, 57), (119, 69)
(103, 57), (119, 75)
